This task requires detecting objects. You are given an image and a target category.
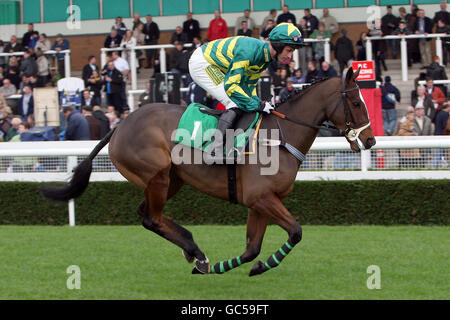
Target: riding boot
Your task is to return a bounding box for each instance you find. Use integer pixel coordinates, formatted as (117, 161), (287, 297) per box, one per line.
(206, 108), (240, 163)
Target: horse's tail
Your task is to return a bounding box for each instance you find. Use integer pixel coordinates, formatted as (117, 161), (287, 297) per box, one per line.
(40, 128), (116, 202)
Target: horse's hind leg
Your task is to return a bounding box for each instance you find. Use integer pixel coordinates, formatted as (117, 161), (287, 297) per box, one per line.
(248, 192), (302, 277)
(140, 167), (208, 273)
(208, 208), (268, 274)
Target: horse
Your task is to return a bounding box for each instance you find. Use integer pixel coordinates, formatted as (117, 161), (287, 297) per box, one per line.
(41, 67), (376, 276)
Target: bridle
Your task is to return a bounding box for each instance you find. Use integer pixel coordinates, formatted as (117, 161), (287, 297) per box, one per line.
(272, 73), (371, 143)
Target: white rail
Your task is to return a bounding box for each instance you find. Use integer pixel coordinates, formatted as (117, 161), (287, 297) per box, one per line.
(366, 34), (450, 82)
(1, 136), (449, 226)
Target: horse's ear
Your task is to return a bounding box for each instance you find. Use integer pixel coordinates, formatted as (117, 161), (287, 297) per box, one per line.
(345, 67), (354, 84)
(352, 66), (361, 81)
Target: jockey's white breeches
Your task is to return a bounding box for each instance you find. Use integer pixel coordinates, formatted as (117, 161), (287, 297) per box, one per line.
(188, 47), (238, 110)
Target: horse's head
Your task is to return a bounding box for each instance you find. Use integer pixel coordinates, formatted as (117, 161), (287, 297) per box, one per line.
(327, 67), (376, 152)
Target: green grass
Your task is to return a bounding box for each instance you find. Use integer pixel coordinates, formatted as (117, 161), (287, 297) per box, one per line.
(0, 225), (448, 300)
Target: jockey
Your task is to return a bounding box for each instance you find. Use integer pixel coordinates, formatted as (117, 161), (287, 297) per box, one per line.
(188, 23), (304, 161)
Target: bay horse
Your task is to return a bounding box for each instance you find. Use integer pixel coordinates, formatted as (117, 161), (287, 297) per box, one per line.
(41, 67), (376, 276)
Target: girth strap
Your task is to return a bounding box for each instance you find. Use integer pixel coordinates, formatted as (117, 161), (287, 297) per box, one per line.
(227, 164), (238, 204)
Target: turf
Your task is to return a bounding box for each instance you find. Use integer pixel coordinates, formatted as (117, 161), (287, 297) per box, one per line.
(0, 225), (448, 300)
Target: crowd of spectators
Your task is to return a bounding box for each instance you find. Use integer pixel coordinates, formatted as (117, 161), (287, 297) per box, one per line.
(1, 3), (449, 151)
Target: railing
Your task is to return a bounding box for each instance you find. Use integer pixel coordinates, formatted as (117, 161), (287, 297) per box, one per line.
(0, 50), (72, 79)
(365, 34), (450, 82)
(1, 136), (448, 225)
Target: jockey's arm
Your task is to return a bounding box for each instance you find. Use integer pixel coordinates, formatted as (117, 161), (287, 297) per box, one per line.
(224, 59), (261, 112)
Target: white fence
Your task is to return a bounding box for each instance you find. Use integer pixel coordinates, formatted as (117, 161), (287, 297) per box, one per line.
(1, 136), (449, 225)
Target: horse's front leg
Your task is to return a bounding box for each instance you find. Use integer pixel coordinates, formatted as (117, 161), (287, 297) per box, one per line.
(248, 191), (302, 277)
(199, 208), (268, 274)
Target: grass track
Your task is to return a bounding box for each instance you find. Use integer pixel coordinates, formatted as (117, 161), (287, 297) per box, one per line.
(0, 225), (448, 299)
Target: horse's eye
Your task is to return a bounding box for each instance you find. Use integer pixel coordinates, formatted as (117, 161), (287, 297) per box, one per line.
(353, 102), (360, 107)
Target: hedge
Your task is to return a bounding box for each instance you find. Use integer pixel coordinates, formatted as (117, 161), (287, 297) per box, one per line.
(0, 181), (448, 225)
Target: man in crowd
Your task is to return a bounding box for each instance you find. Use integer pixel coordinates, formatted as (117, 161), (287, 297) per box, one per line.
(132, 13), (143, 30)
(260, 9), (277, 34)
(183, 12), (200, 42)
(81, 106), (101, 140)
(425, 77), (446, 111)
(19, 49), (38, 77)
(320, 9), (339, 35)
(63, 106), (90, 140)
(316, 61), (337, 80)
(170, 26), (188, 44)
(82, 55), (99, 87)
(279, 77), (295, 101)
(277, 5), (296, 24)
(17, 84), (34, 123)
(235, 9), (256, 35)
(111, 51), (130, 112)
(413, 104), (434, 136)
(51, 33), (69, 77)
(303, 9), (319, 34)
(381, 76), (401, 136)
(4, 35), (24, 53)
(237, 21), (252, 37)
(103, 60), (124, 115)
(104, 28), (123, 49)
(334, 29), (354, 75)
(382, 6), (399, 59)
(22, 23), (38, 49)
(143, 14), (160, 68)
(113, 16), (127, 37)
(170, 41), (190, 76)
(433, 1), (450, 26)
(414, 9), (433, 68)
(310, 23), (331, 62)
(207, 10), (228, 41)
(0, 78), (17, 97)
(260, 19), (275, 39)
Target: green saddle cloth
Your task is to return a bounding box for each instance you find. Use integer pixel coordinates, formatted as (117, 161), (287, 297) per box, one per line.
(174, 103), (261, 153)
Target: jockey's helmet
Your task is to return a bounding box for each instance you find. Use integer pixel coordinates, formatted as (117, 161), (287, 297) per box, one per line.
(268, 23), (304, 53)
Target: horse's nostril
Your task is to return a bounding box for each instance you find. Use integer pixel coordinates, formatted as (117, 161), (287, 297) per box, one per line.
(366, 137), (376, 148)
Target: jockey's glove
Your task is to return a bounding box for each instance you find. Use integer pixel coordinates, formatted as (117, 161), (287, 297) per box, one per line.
(260, 101), (274, 114)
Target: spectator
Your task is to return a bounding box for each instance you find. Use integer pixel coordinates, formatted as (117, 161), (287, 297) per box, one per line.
(425, 77), (446, 111)
(5, 117), (21, 141)
(334, 29), (354, 75)
(35, 48), (49, 87)
(414, 9), (433, 68)
(298, 18), (313, 74)
(4, 35), (24, 53)
(303, 9), (319, 34)
(237, 21), (252, 37)
(111, 51), (130, 111)
(17, 84), (34, 123)
(104, 28), (122, 49)
(35, 33), (51, 53)
(82, 55), (99, 87)
(122, 109), (130, 119)
(51, 33), (69, 77)
(277, 5), (296, 25)
(132, 13), (143, 31)
(92, 105), (110, 138)
(235, 9), (256, 35)
(394, 20), (412, 66)
(0, 78), (17, 97)
(170, 26), (188, 44)
(317, 61), (338, 80)
(81, 90), (94, 108)
(113, 16), (127, 37)
(413, 104), (434, 136)
(133, 23), (146, 70)
(381, 76), (401, 136)
(260, 9), (277, 34)
(434, 101), (450, 135)
(86, 69), (103, 106)
(10, 121), (30, 144)
(191, 36), (203, 51)
(287, 60), (296, 77)
(433, 1), (450, 26)
(207, 10), (228, 41)
(427, 55), (447, 96)
(138, 81), (154, 107)
(186, 81), (207, 105)
(306, 60), (319, 83)
(407, 5), (421, 64)
(63, 106), (90, 140)
(279, 67), (289, 88)
(0, 106), (13, 141)
(28, 32), (39, 49)
(279, 77), (295, 101)
(22, 23), (38, 48)
(381, 6), (399, 59)
(292, 68), (306, 84)
(397, 111), (421, 168)
(120, 29), (137, 68)
(435, 19), (450, 66)
(170, 41), (190, 76)
(183, 12), (200, 42)
(368, 18), (387, 80)
(0, 40), (5, 68)
(310, 23), (331, 62)
(102, 61), (123, 114)
(398, 7), (408, 24)
(260, 19), (275, 39)
(81, 106), (101, 140)
(109, 110), (121, 129)
(143, 15), (160, 68)
(412, 86), (436, 122)
(19, 49), (38, 77)
(320, 9), (339, 35)
(356, 32), (367, 61)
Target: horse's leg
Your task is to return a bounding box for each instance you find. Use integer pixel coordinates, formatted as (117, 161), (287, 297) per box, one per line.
(140, 167), (209, 273)
(248, 192), (302, 277)
(208, 208), (268, 274)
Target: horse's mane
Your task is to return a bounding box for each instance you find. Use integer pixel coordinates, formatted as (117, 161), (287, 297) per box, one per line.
(275, 77), (331, 107)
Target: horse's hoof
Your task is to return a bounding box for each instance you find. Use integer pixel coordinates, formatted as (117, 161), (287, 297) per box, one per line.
(192, 258), (210, 274)
(182, 250), (195, 264)
(249, 261), (267, 277)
